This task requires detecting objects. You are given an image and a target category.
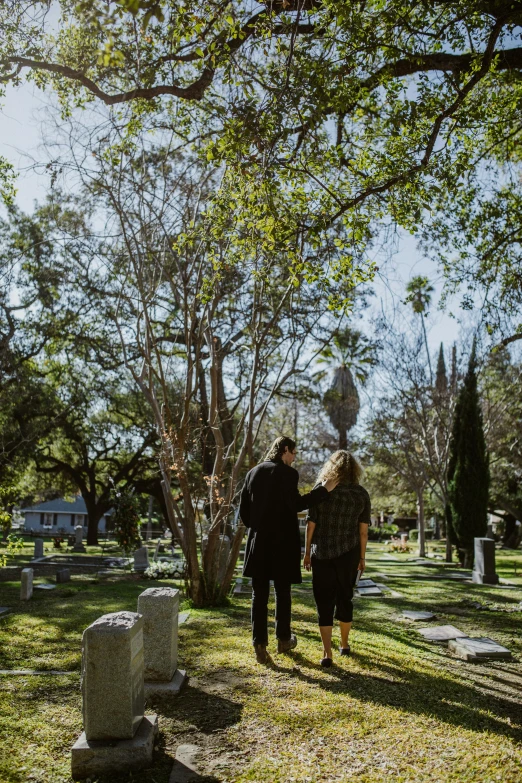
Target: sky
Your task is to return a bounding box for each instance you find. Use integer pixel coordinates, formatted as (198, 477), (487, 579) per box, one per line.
(0, 81), (465, 356)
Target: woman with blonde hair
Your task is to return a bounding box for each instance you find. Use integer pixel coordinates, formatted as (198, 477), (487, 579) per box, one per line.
(304, 450), (370, 667)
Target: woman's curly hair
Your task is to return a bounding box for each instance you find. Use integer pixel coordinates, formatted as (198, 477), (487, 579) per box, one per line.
(318, 450), (363, 485)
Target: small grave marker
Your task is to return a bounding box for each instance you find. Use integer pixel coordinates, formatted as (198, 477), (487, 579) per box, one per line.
(133, 546), (150, 573)
(448, 637), (512, 661)
(137, 587), (187, 697)
(472, 538), (499, 585)
(418, 625), (467, 642)
(73, 525), (86, 553)
(35, 583), (57, 591)
(357, 586), (383, 596)
(33, 539), (44, 559)
(56, 569), (71, 584)
(402, 611), (436, 621)
(0, 607), (10, 618)
(20, 568), (33, 600)
(72, 610), (158, 779)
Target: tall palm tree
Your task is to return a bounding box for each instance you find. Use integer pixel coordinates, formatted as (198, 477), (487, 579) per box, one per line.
(405, 275), (435, 382)
(316, 329), (378, 449)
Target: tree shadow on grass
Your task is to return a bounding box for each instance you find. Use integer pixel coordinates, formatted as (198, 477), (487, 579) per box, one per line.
(148, 682), (243, 734)
(277, 642), (522, 744)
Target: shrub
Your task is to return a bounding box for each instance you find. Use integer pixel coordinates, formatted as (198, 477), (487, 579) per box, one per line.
(111, 488), (142, 554)
(408, 529), (434, 542)
(368, 523), (398, 541)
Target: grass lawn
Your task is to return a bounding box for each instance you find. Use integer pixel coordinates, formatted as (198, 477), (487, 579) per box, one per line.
(1, 542), (521, 783)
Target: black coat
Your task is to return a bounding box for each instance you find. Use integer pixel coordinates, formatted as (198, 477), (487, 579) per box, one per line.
(240, 460), (329, 583)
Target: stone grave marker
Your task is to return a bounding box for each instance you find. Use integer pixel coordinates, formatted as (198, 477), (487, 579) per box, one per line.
(357, 586), (383, 596)
(0, 607), (10, 618)
(358, 578), (377, 588)
(33, 539), (44, 559)
(418, 625), (468, 642)
(137, 587), (187, 696)
(179, 611), (190, 625)
(71, 610), (158, 779)
(448, 637), (513, 661)
(472, 538), (499, 585)
(403, 610), (436, 621)
(133, 546), (150, 573)
(56, 568), (71, 584)
(20, 568), (33, 600)
(73, 525), (86, 553)
(35, 583), (57, 590)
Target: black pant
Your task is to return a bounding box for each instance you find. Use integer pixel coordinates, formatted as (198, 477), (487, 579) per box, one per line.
(311, 546), (360, 626)
(251, 578), (291, 646)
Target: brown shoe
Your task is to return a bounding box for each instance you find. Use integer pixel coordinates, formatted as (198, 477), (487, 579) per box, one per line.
(254, 644), (269, 664)
(277, 634), (297, 654)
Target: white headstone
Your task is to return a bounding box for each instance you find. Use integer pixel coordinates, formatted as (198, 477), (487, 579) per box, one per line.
(33, 539), (44, 559)
(20, 568), (33, 600)
(73, 525), (86, 552)
(137, 587), (179, 682)
(133, 546), (149, 573)
(81, 611), (145, 741)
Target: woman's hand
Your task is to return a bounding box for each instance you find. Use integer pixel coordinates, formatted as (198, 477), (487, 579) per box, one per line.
(303, 553), (312, 571)
(358, 557), (365, 575)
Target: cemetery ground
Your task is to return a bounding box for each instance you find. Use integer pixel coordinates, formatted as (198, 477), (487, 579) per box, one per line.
(0, 542), (521, 783)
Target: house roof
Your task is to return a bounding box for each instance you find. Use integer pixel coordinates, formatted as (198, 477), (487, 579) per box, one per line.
(21, 497), (88, 514)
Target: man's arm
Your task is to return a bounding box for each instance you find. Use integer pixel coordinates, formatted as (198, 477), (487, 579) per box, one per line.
(285, 470), (337, 513)
(239, 477), (251, 527)
(303, 520), (316, 571)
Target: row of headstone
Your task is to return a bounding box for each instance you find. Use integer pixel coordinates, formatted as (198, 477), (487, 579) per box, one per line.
(71, 586), (186, 779)
(20, 567), (70, 600)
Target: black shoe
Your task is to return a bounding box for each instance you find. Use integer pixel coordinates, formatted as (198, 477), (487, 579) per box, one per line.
(254, 644), (269, 664)
(339, 645), (351, 656)
(320, 657), (333, 668)
(277, 634), (297, 653)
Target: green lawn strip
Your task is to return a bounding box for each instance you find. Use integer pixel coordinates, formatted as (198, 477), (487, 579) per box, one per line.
(0, 548), (521, 782)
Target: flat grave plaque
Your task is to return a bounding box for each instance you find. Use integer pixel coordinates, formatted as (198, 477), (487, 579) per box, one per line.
(403, 611), (436, 621)
(358, 579), (377, 588)
(357, 586), (383, 596)
(35, 584), (57, 591)
(418, 625), (467, 641)
(448, 637), (513, 661)
(0, 607), (10, 618)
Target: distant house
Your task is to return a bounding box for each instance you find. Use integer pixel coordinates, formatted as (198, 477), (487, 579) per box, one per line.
(20, 497), (109, 534)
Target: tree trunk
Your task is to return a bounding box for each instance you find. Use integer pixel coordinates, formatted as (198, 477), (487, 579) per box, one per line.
(146, 495), (153, 541)
(86, 512), (103, 546)
(444, 503), (453, 563)
(339, 428), (347, 449)
(417, 490), (426, 558)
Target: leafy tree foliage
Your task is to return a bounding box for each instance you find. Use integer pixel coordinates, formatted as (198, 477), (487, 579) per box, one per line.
(2, 0), (522, 297)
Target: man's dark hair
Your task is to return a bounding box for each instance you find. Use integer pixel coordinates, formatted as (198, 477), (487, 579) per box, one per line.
(264, 436), (296, 461)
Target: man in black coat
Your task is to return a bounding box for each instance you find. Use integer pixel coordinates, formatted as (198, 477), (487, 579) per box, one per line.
(240, 436), (338, 662)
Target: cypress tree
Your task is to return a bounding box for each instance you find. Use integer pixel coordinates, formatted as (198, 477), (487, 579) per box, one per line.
(447, 341), (489, 567)
(435, 343), (448, 395)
